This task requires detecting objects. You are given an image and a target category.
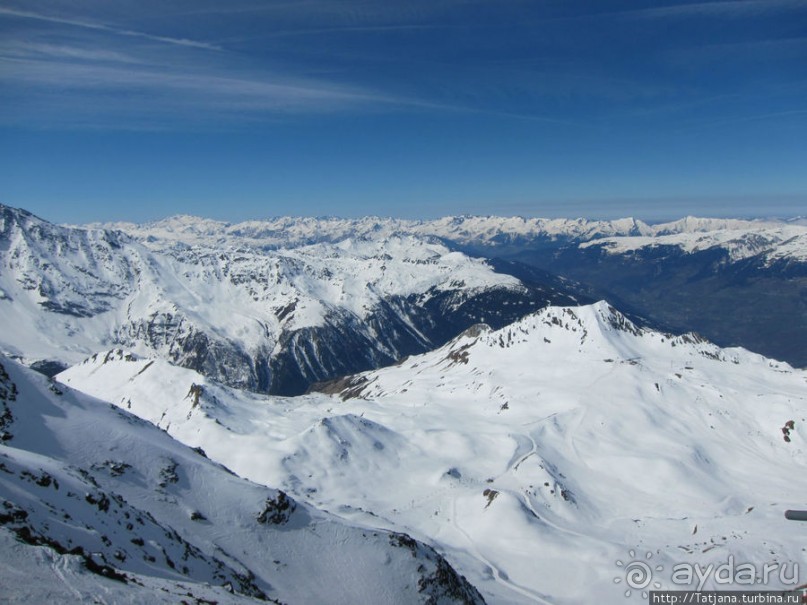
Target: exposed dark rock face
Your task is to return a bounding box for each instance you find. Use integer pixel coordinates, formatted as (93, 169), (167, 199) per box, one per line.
(0, 362), (17, 441)
(256, 491), (296, 525)
(109, 283), (588, 396)
(29, 360), (70, 378)
(388, 532), (487, 604)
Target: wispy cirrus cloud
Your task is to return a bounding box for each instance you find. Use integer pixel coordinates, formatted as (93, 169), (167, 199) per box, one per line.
(168, 0), (495, 23)
(2, 0), (804, 131)
(0, 56), (404, 127)
(0, 6), (221, 51)
(0, 40), (144, 64)
(0, 2), (567, 128)
(624, 0), (807, 19)
(0, 3), (415, 127)
(0, 51), (570, 129)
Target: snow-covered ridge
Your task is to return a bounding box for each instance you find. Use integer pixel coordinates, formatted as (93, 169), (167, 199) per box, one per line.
(334, 300), (785, 402)
(56, 303), (807, 603)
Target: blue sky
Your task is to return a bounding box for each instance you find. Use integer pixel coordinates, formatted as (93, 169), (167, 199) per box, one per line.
(1, 0), (806, 223)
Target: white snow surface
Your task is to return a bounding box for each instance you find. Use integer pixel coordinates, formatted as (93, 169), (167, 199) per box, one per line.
(57, 302), (807, 604)
(0, 354), (484, 604)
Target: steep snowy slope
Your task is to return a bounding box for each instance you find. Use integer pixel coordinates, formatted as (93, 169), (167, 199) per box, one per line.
(57, 303), (807, 604)
(1, 204), (588, 394)
(0, 355), (485, 604)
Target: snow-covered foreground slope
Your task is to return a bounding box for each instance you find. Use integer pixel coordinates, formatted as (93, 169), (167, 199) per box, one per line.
(2, 204), (589, 395)
(57, 303), (807, 604)
(0, 355), (485, 604)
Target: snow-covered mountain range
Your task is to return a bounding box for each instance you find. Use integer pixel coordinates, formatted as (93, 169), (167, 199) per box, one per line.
(56, 303), (807, 604)
(95, 213), (807, 263)
(0, 205), (587, 395)
(87, 214), (807, 371)
(93, 209), (807, 370)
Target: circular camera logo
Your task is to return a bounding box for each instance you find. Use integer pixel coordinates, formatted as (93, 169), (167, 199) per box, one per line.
(614, 550), (664, 598)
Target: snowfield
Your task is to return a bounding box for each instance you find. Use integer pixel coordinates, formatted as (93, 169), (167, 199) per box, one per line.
(57, 302), (807, 604)
(0, 355), (485, 604)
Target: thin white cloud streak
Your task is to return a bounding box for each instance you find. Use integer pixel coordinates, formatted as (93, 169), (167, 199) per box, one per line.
(0, 7), (221, 51)
(0, 40), (144, 64)
(0, 6), (403, 121)
(0, 2), (570, 127)
(666, 35), (807, 65)
(0, 50), (570, 127)
(255, 23), (445, 39)
(0, 56), (393, 112)
(626, 0), (807, 19)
